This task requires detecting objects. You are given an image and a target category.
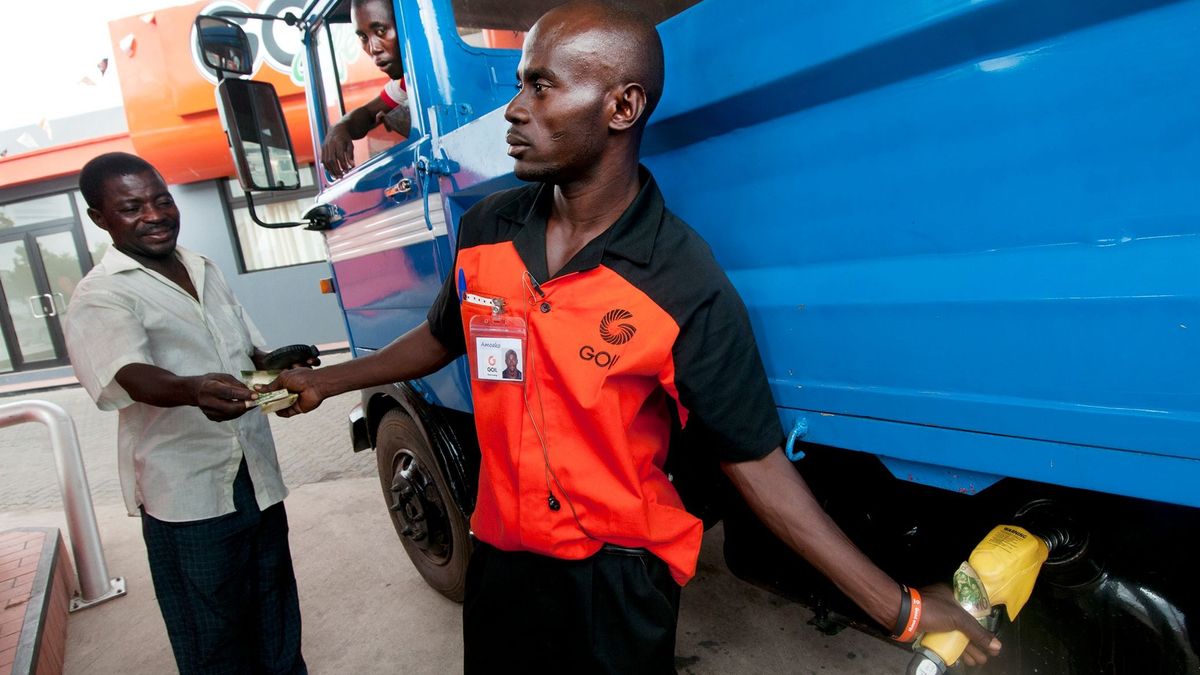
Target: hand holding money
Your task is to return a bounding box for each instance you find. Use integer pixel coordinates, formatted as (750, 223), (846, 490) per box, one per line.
(242, 370), (299, 414)
(193, 373), (258, 421)
(253, 366), (330, 417)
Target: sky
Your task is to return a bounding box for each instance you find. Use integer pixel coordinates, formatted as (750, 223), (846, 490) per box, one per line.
(0, 0), (169, 131)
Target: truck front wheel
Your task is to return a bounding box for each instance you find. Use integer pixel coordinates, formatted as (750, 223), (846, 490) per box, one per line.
(374, 409), (471, 601)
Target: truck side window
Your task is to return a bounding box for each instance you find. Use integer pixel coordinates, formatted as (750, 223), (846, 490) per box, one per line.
(313, 0), (411, 180)
(451, 0), (704, 47)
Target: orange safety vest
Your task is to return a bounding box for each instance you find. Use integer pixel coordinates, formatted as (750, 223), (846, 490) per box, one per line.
(428, 170), (782, 585)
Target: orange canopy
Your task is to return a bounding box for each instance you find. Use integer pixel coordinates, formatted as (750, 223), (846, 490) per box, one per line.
(0, 133), (136, 189)
(110, 2), (315, 184)
(110, 1), (386, 185)
(2, 1), (388, 189)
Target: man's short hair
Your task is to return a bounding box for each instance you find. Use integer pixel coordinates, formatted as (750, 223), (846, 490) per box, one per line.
(599, 2), (665, 122)
(540, 1), (665, 126)
(79, 152), (159, 209)
(350, 0), (393, 17)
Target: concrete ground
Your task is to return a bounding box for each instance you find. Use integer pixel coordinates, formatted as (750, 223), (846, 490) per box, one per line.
(0, 354), (908, 674)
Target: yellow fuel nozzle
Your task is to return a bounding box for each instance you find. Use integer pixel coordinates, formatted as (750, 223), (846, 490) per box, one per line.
(906, 525), (1050, 675)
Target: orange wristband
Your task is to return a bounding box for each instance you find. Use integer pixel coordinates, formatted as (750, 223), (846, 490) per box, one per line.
(895, 587), (922, 643)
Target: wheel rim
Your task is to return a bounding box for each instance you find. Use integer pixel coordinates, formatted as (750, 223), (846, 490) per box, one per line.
(388, 447), (453, 565)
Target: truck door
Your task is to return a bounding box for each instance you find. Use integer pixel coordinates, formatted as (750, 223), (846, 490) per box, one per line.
(303, 0), (451, 375)
(301, 0), (531, 410)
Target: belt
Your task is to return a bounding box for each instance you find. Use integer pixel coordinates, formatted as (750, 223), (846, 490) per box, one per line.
(601, 543), (649, 557)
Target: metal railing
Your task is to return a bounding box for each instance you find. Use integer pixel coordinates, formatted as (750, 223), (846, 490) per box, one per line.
(0, 400), (125, 612)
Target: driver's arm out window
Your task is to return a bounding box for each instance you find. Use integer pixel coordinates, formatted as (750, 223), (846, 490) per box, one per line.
(312, 2), (410, 180)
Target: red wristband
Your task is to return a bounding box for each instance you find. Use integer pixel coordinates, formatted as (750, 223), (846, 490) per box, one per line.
(895, 586), (922, 643)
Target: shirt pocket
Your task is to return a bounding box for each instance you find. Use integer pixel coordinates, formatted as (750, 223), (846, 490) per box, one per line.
(458, 290), (511, 336)
(207, 303), (254, 355)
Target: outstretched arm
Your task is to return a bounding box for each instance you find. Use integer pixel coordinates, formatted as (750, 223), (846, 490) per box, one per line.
(114, 364), (254, 422)
(722, 448), (1002, 666)
(264, 321), (456, 416)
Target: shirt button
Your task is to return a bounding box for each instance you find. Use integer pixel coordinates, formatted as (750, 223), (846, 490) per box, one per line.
(540, 302), (551, 313)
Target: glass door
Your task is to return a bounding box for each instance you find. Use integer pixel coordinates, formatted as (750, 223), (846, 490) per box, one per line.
(0, 226), (90, 371)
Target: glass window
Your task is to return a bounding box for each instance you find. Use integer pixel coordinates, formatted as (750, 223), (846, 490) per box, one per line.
(0, 193), (73, 230)
(451, 0), (703, 48)
(224, 166), (328, 272)
(0, 332), (11, 373)
(37, 230), (86, 311)
(312, 1), (411, 179)
(0, 238), (56, 364)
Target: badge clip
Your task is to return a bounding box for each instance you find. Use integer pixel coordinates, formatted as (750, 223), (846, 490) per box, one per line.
(464, 293), (506, 315)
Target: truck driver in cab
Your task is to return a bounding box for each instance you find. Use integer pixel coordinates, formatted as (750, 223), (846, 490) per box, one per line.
(321, 0), (411, 178)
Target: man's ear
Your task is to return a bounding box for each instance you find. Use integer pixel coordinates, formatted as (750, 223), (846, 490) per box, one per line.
(87, 207), (108, 232)
(609, 83), (648, 132)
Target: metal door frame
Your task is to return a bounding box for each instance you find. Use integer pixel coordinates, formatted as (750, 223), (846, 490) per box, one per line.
(0, 220), (92, 371)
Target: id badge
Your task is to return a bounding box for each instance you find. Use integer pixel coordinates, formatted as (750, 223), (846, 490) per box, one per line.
(469, 313), (527, 383)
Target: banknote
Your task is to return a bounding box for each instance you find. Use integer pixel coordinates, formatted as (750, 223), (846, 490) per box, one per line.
(258, 392), (299, 414)
(242, 370), (280, 388)
(241, 370), (297, 413)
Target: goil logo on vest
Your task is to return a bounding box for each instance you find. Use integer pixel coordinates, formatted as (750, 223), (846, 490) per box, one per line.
(579, 309), (636, 369)
(599, 309), (636, 345)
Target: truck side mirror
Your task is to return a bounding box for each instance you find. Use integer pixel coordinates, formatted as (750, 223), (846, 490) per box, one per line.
(216, 78), (301, 192)
(194, 16), (254, 76)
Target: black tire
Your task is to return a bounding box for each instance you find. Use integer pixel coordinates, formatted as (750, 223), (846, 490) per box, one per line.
(374, 409), (471, 601)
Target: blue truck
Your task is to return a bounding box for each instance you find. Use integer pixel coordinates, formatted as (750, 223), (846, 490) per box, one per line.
(196, 0), (1199, 671)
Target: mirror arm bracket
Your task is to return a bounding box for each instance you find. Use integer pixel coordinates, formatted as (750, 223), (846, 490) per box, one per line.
(243, 191), (306, 229)
(210, 10), (300, 26)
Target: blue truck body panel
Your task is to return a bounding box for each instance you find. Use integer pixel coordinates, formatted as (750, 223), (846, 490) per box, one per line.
(312, 0), (1199, 506)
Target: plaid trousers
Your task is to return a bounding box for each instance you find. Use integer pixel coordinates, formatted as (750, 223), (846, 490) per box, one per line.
(141, 460), (307, 675)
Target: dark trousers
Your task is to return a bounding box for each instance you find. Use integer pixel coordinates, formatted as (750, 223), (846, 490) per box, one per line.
(141, 461), (306, 675)
(464, 541), (682, 674)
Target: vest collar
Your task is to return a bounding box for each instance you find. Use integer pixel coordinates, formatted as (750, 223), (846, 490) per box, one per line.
(500, 166), (665, 282)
